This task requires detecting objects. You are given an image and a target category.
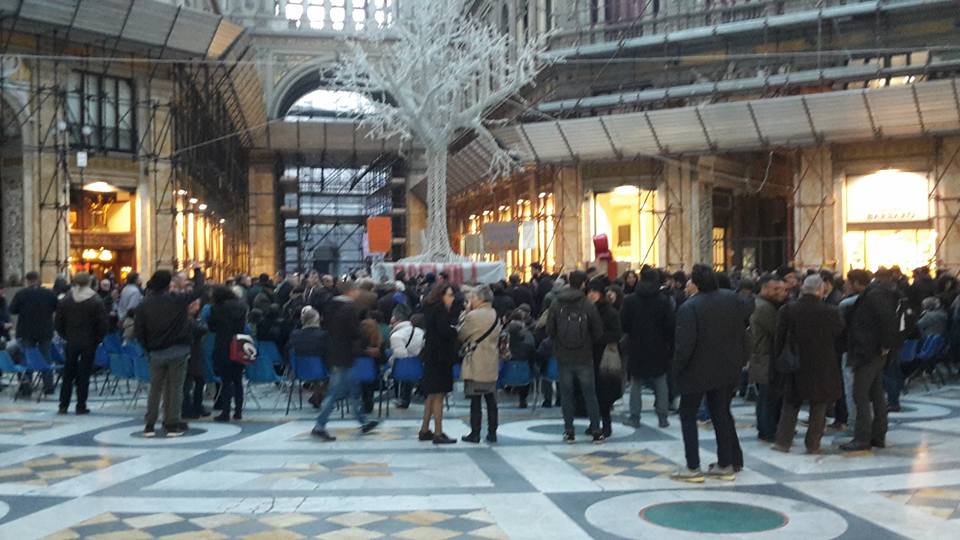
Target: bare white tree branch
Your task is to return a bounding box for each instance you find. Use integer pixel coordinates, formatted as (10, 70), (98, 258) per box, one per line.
(330, 0), (557, 262)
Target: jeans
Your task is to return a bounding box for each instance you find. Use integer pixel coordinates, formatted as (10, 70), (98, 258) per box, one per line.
(182, 374), (205, 417)
(629, 375), (669, 421)
(842, 354), (856, 427)
(834, 353), (849, 425)
(776, 400), (828, 452)
(469, 392), (498, 436)
(145, 353), (188, 427)
(883, 349), (903, 408)
(59, 344), (95, 410)
(852, 357), (888, 445)
(558, 362), (600, 432)
(679, 386), (740, 470)
(315, 366), (367, 430)
(755, 383), (782, 440)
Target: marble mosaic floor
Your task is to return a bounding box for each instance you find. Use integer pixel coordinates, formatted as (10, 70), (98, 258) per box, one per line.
(0, 382), (959, 539)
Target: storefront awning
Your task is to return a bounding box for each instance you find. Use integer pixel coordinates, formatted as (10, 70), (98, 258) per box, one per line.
(493, 78), (960, 164)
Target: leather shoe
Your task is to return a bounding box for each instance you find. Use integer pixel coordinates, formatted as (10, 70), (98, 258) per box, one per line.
(871, 440), (886, 449)
(418, 430), (433, 441)
(461, 432), (481, 444)
(486, 433), (497, 443)
(433, 433), (457, 445)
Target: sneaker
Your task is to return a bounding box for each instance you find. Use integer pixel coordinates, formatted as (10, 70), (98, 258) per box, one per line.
(143, 425), (156, 438)
(165, 423), (188, 437)
(671, 467), (705, 483)
(592, 432), (606, 444)
(563, 431), (575, 444)
(360, 420), (379, 434)
(311, 428), (336, 442)
(418, 430), (434, 441)
(658, 417), (670, 428)
(706, 463), (736, 481)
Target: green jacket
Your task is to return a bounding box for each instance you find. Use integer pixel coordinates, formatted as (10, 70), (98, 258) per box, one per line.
(749, 296), (778, 384)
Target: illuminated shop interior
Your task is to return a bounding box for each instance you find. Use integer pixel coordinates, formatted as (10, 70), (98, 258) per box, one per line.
(591, 185), (659, 268)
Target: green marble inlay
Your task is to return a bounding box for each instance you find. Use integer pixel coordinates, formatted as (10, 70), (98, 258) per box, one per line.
(640, 501), (788, 533)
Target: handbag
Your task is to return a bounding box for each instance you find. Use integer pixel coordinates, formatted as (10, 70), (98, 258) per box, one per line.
(599, 343), (622, 375)
(459, 318), (498, 366)
(229, 334), (257, 366)
(775, 330), (801, 374)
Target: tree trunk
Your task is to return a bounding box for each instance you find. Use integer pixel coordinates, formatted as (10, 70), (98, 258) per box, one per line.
(405, 146), (465, 262)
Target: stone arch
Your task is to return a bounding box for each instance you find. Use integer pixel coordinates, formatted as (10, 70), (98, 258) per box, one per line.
(0, 92), (25, 285)
(270, 61), (335, 119)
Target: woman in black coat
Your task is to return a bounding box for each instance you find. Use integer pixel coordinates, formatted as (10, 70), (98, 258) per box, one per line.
(419, 284), (459, 444)
(208, 286), (248, 422)
(588, 279), (624, 438)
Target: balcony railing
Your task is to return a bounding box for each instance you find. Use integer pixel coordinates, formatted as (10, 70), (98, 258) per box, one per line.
(547, 0), (878, 50)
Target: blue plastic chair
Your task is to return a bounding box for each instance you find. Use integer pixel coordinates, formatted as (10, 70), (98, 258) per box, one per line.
(351, 356), (378, 384)
(392, 357), (423, 382)
(499, 360), (532, 388)
(899, 339), (920, 365)
(123, 342), (151, 408)
(917, 334), (947, 361)
(546, 357), (559, 381)
(0, 350), (26, 394)
(245, 347), (282, 410)
(256, 340), (283, 366)
(286, 353), (329, 415)
(452, 363), (462, 380)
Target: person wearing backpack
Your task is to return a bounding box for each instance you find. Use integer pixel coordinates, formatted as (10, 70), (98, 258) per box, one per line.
(546, 270), (604, 443)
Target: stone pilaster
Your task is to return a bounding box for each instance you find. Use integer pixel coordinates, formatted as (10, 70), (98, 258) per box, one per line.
(248, 158), (278, 276)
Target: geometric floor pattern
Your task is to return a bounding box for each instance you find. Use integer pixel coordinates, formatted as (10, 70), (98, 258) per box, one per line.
(2, 380), (960, 538)
(43, 509), (508, 540)
(0, 454), (131, 486)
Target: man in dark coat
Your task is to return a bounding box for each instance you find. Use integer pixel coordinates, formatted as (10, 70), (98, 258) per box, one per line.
(841, 269), (900, 451)
(546, 271), (604, 443)
(621, 267), (674, 428)
(55, 272), (109, 414)
(9, 271), (59, 395)
(311, 282), (378, 441)
(508, 274), (535, 311)
(771, 275), (845, 454)
(672, 264), (754, 483)
(750, 274), (786, 442)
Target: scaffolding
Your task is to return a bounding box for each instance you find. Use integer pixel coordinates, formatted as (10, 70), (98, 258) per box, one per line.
(0, 11), (253, 283)
(277, 129), (402, 275)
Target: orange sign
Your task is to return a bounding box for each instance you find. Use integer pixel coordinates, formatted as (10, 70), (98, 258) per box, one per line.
(367, 216), (392, 253)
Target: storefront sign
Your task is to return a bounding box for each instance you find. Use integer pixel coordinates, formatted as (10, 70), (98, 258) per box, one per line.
(482, 221), (518, 252)
(846, 170), (930, 224)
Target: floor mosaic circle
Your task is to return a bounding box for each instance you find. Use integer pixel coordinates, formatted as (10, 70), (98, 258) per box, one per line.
(94, 421), (242, 446)
(640, 501), (787, 533)
(496, 419), (637, 442)
(585, 490), (847, 539)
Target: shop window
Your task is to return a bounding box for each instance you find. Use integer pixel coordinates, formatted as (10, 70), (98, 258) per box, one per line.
(592, 186), (658, 268)
(67, 72), (135, 152)
(844, 170), (935, 272)
(712, 227), (727, 272)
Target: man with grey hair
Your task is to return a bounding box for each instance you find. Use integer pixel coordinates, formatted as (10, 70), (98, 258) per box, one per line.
(771, 274), (845, 454)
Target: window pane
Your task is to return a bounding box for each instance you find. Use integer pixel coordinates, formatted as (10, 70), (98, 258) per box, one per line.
(118, 79), (134, 151)
(103, 78), (118, 149)
(84, 75), (99, 147)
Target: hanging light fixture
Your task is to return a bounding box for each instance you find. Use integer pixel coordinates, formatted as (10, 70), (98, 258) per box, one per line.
(198, 203), (208, 211)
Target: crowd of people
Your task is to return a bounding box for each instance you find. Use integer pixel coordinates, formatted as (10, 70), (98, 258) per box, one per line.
(0, 260), (955, 475)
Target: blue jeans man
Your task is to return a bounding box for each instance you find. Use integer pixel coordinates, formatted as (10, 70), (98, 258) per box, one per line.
(312, 365), (378, 441)
(629, 374), (669, 426)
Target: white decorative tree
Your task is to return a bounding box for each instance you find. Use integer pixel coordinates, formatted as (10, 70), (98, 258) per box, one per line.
(332, 0), (554, 262)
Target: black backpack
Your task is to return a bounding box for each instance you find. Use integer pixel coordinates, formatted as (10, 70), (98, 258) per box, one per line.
(556, 301), (589, 349)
